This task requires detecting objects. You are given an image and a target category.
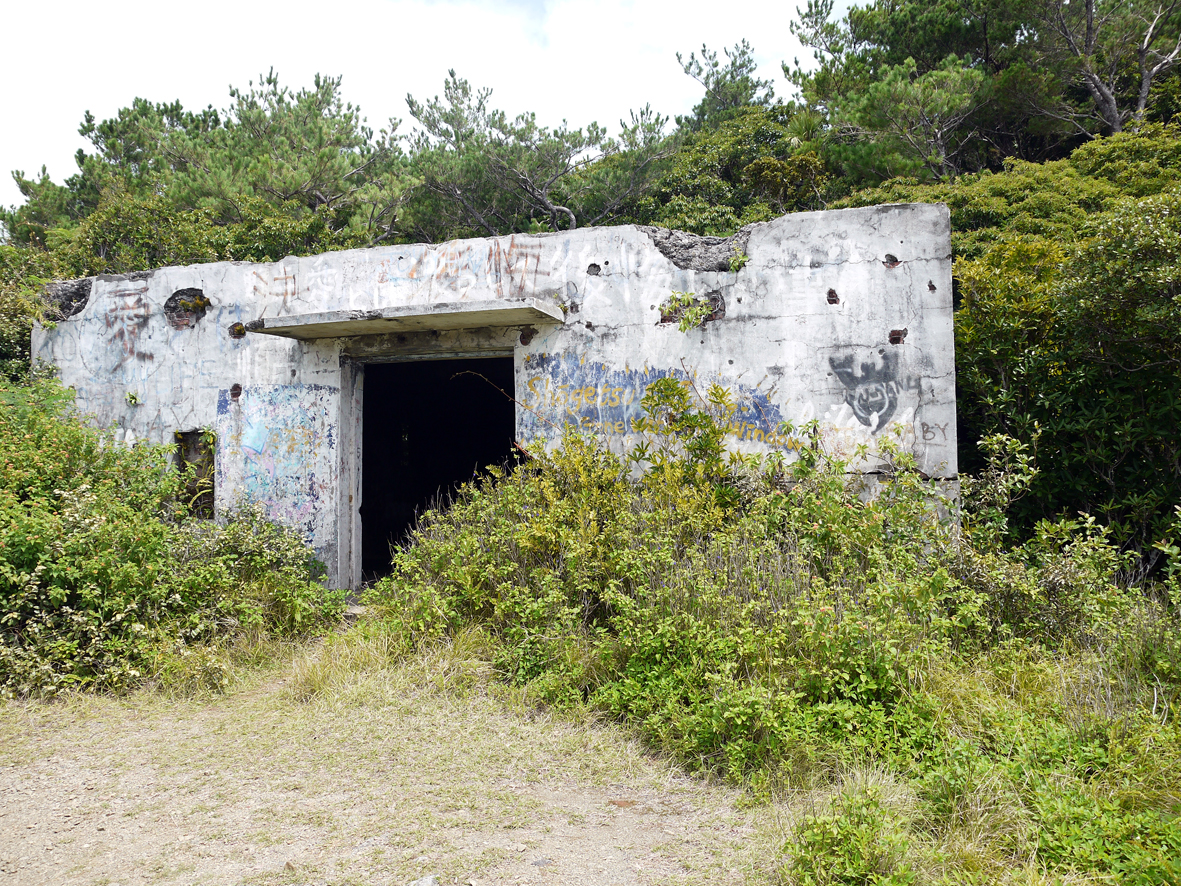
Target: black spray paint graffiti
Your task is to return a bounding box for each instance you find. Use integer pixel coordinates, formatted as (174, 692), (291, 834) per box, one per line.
(828, 351), (901, 433)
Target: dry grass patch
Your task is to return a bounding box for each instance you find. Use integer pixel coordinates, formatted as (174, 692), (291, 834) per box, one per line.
(1, 627), (797, 886)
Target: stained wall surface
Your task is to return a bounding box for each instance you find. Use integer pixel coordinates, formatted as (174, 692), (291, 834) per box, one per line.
(33, 203), (956, 588)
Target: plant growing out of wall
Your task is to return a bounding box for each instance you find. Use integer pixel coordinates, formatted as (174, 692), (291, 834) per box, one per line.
(660, 290), (725, 332)
(728, 246), (750, 272)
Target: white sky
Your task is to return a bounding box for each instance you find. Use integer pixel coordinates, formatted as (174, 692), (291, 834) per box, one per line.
(0, 0), (824, 211)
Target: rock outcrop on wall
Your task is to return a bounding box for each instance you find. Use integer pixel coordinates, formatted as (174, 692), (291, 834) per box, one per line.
(34, 204), (956, 588)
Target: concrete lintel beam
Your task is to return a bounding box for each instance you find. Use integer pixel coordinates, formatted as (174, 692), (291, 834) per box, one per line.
(245, 298), (565, 340)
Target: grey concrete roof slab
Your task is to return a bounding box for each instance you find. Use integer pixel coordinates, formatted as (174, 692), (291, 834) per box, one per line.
(245, 297), (565, 339)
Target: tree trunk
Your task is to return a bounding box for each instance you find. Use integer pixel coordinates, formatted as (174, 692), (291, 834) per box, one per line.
(1081, 72), (1124, 132)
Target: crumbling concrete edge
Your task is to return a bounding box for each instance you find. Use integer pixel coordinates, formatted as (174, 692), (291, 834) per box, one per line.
(635, 223), (761, 272)
(42, 278), (95, 320)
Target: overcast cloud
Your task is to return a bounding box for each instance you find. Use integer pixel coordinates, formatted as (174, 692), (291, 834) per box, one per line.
(0, 0), (824, 210)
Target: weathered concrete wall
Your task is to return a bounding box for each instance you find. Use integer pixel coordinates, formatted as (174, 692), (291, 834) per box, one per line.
(33, 203), (956, 588)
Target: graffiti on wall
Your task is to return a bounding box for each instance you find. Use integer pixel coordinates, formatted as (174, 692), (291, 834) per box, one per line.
(103, 286), (154, 370)
(252, 269), (298, 309)
(518, 353), (803, 450)
(828, 351), (900, 433)
(827, 350), (924, 435)
(215, 384), (338, 539)
(387, 236), (544, 299)
(521, 348), (931, 462)
(243, 235), (548, 311)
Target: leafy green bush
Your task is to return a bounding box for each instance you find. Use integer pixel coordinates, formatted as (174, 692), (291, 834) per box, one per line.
(1033, 785), (1181, 885)
(48, 189), (366, 278)
(624, 104), (830, 234)
(0, 245), (56, 383)
(0, 380), (343, 696)
(363, 379), (1181, 883)
(786, 787), (917, 886)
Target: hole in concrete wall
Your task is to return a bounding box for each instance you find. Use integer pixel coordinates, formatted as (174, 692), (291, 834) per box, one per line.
(882, 254), (901, 269)
(228, 322), (246, 339)
(587, 263), (601, 276)
(361, 357), (518, 578)
(707, 291), (726, 320)
(889, 328), (908, 344)
(44, 278), (94, 319)
(174, 430), (215, 519)
(827, 288), (840, 304)
(230, 383), (243, 401)
(658, 290), (726, 326)
(164, 288), (211, 329)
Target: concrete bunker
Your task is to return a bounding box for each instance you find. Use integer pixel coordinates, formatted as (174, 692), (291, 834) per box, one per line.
(32, 203), (958, 590)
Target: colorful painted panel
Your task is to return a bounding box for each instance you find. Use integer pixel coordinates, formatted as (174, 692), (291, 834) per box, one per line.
(215, 384), (338, 542)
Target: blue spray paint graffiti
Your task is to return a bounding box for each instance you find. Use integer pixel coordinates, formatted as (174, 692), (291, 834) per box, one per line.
(519, 353), (804, 451)
(216, 384), (338, 538)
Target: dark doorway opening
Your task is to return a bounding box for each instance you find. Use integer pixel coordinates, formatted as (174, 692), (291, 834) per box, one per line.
(361, 356), (516, 578)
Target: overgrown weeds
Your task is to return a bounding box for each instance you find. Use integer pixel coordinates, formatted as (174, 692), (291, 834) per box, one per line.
(351, 379), (1181, 884)
(0, 379), (344, 697)
(4, 370), (1179, 881)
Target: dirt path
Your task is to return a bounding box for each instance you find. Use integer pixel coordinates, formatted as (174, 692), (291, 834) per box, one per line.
(0, 644), (793, 886)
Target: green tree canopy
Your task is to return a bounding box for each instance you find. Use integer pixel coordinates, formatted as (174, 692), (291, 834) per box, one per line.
(623, 104), (828, 234)
(834, 54), (987, 179)
(401, 71), (670, 240)
(163, 72), (407, 242)
(675, 39), (777, 131)
(787, 0), (1181, 183)
(2, 71), (408, 255)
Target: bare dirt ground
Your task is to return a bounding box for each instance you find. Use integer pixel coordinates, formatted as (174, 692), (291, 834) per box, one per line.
(0, 639), (795, 886)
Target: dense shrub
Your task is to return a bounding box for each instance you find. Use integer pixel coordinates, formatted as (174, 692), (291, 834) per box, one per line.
(364, 382), (1181, 883)
(0, 380), (344, 696)
(0, 245), (56, 383)
(787, 785), (918, 886)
